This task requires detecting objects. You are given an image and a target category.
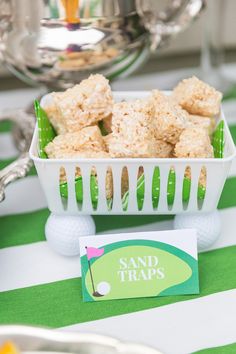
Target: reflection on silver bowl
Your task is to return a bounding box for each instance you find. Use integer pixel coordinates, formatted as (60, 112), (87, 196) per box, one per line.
(0, 0), (205, 89)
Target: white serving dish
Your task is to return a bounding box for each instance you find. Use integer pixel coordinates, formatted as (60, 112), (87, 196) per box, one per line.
(29, 91), (236, 215)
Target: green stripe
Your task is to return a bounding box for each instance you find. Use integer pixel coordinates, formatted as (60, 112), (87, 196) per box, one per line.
(94, 214), (173, 233)
(195, 342), (236, 354)
(229, 125), (236, 145)
(0, 121), (12, 133)
(0, 158), (16, 170)
(1, 176), (236, 249)
(0, 209), (49, 249)
(0, 245), (235, 327)
(0, 208), (172, 249)
(218, 177), (236, 209)
(223, 87), (236, 101)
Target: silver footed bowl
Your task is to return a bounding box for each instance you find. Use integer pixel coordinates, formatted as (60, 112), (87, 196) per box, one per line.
(0, 325), (163, 354)
(0, 0), (205, 90)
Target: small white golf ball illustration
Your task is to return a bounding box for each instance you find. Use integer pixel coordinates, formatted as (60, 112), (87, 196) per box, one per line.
(97, 281), (111, 296)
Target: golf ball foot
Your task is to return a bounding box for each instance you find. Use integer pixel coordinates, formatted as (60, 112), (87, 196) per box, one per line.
(174, 210), (221, 251)
(45, 214), (96, 257)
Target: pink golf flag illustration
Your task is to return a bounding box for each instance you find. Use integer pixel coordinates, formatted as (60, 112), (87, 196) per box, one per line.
(86, 246), (104, 261)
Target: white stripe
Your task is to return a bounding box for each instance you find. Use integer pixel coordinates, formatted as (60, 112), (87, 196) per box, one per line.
(0, 242), (81, 292)
(0, 88), (41, 111)
(0, 133), (18, 159)
(61, 289), (236, 354)
(0, 207), (236, 292)
(222, 100), (236, 125)
(0, 176), (47, 216)
(229, 155), (236, 176)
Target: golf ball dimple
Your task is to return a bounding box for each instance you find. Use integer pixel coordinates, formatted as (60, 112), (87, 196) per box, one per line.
(97, 281), (111, 296)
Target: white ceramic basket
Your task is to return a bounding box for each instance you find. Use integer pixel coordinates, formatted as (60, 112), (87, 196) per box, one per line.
(29, 92), (236, 216)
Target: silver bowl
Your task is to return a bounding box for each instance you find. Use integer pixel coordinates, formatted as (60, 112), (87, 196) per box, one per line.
(0, 325), (163, 354)
(0, 0), (205, 200)
(0, 0), (205, 89)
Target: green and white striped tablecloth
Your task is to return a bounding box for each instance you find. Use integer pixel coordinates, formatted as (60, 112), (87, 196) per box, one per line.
(1, 92), (236, 354)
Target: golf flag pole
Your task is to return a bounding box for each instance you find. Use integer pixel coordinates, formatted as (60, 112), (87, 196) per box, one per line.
(85, 246), (105, 296)
(88, 260), (96, 294)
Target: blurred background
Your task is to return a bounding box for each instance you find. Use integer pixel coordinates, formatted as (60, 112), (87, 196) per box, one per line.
(0, 0), (236, 94)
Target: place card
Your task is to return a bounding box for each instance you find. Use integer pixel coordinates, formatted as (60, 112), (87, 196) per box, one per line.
(80, 229), (199, 302)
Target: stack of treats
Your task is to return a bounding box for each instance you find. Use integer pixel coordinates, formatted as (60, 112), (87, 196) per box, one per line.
(44, 74), (222, 197)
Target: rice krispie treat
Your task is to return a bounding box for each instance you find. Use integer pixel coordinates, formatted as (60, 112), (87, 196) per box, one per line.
(45, 74), (113, 134)
(45, 126), (113, 198)
(199, 167), (207, 187)
(102, 115), (112, 134)
(174, 127), (214, 158)
(103, 133), (112, 151)
(108, 136), (173, 158)
(172, 76), (222, 117)
(108, 99), (172, 158)
(45, 126), (106, 158)
(150, 90), (188, 145)
(184, 166), (207, 188)
(187, 114), (215, 134)
(43, 98), (64, 135)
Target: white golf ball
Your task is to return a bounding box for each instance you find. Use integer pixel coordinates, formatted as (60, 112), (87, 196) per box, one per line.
(45, 214), (96, 257)
(174, 210), (221, 251)
(97, 281), (111, 296)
